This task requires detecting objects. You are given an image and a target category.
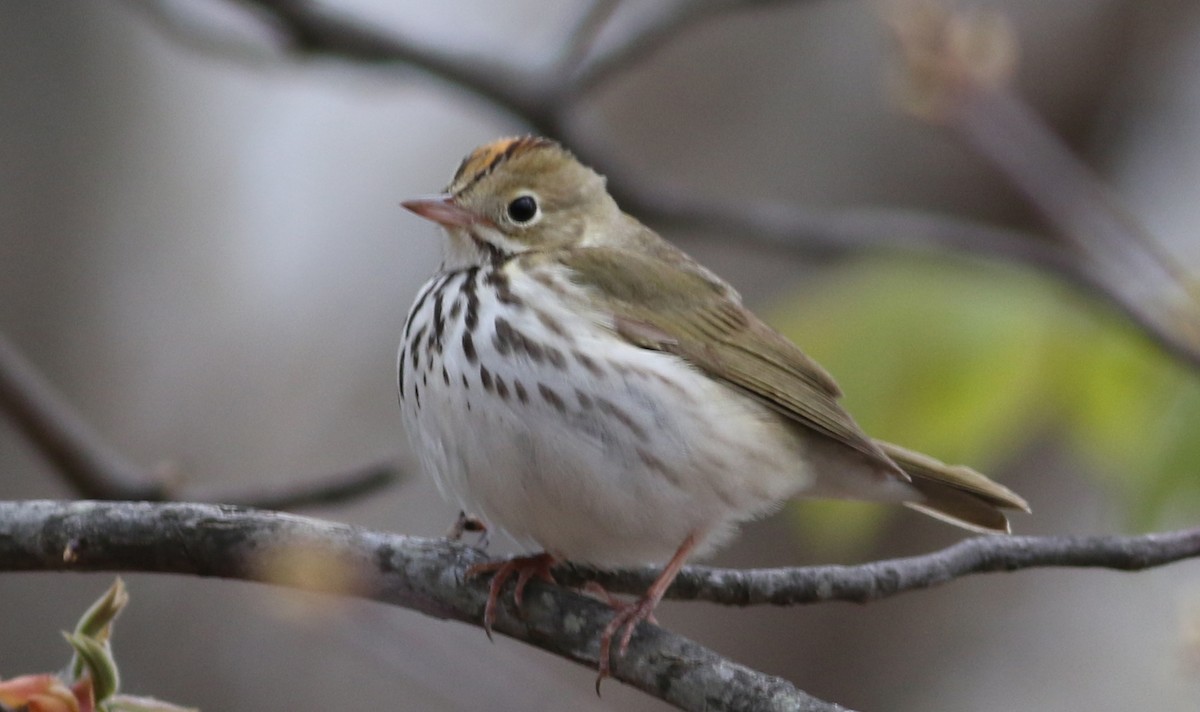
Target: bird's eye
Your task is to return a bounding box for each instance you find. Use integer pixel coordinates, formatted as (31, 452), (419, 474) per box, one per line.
(506, 195), (539, 224)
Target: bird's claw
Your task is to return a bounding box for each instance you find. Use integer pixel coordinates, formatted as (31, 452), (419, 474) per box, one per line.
(466, 552), (557, 639)
(595, 594), (658, 693)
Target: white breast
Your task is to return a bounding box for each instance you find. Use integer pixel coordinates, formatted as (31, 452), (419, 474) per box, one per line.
(399, 261), (813, 567)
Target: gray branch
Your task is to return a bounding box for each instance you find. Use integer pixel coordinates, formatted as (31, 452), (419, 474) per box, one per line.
(567, 0), (816, 96)
(558, 527), (1200, 604)
(198, 0), (1200, 371)
(0, 500), (846, 712)
(0, 331), (405, 508)
(4, 501), (1198, 709)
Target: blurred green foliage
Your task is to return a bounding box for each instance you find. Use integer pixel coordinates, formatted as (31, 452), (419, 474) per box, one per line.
(770, 257), (1200, 554)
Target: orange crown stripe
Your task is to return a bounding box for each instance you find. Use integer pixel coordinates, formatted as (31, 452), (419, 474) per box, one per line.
(449, 136), (557, 192)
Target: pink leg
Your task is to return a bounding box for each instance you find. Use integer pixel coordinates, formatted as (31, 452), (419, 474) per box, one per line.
(596, 533), (699, 689)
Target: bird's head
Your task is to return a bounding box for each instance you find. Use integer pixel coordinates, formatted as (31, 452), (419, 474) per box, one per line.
(402, 136), (618, 268)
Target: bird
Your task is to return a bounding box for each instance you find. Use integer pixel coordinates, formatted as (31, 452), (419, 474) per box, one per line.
(397, 135), (1028, 679)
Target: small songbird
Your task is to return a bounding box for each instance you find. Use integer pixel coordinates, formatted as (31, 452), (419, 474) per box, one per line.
(398, 136), (1028, 677)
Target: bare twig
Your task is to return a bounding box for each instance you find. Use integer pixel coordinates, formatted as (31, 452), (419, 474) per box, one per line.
(954, 88), (1200, 368)
(0, 500), (849, 712)
(597, 164), (1070, 265)
(142, 0), (1069, 274)
(216, 0), (562, 133)
(598, 176), (1200, 368)
(183, 0), (1200, 373)
(887, 0), (1200, 366)
(555, 0), (623, 78)
(185, 457), (407, 510)
(568, 0), (809, 96)
(560, 527), (1200, 604)
(0, 331), (404, 507)
(0, 333), (161, 500)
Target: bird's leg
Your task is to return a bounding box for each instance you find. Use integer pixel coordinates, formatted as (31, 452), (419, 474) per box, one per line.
(446, 510), (490, 548)
(596, 532), (699, 687)
(466, 552), (557, 639)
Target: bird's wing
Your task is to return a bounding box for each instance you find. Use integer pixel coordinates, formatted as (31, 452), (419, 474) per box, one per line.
(560, 247), (897, 471)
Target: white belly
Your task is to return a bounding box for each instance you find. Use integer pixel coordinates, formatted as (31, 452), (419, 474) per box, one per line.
(399, 265), (812, 567)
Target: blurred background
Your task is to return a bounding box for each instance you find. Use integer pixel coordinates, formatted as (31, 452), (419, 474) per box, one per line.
(3, 0), (1200, 709)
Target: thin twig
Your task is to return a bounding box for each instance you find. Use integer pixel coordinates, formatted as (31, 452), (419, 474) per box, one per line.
(954, 88), (1200, 368)
(0, 500), (848, 712)
(226, 0), (561, 134)
(568, 0), (809, 97)
(555, 0), (623, 78)
(597, 164), (1068, 265)
(0, 333), (161, 500)
(206, 0), (1200, 374)
(0, 331), (405, 508)
(887, 0), (1200, 366)
(559, 528), (1200, 604)
(186, 457), (407, 510)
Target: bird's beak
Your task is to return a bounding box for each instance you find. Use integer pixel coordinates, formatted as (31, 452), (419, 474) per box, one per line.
(401, 194), (480, 228)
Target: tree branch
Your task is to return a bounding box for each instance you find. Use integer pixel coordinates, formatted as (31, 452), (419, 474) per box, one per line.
(558, 527), (1200, 604)
(0, 333), (160, 500)
(887, 0), (1200, 368)
(5, 501), (1198, 708)
(165, 0), (1200, 373)
(0, 332), (405, 508)
(182, 456), (407, 510)
(234, 0), (562, 133)
(554, 0), (623, 79)
(0, 500), (847, 712)
(567, 0), (811, 97)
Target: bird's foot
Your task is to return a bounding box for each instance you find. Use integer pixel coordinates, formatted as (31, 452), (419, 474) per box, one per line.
(596, 593), (661, 692)
(466, 552), (557, 639)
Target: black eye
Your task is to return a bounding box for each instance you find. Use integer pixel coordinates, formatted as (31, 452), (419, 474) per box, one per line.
(506, 195), (539, 224)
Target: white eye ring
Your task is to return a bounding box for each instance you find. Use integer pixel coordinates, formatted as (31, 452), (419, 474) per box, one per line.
(505, 194), (541, 225)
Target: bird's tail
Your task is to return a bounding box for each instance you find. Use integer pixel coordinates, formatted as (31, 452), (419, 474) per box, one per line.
(876, 441), (1030, 534)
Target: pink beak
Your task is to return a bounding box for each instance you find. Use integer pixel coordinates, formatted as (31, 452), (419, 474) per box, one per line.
(401, 195), (482, 228)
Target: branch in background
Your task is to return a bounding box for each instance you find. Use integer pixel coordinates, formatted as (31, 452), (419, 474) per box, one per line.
(887, 0), (1200, 367)
(183, 456), (407, 510)
(0, 332), (404, 508)
(600, 166), (1074, 266)
(554, 0), (622, 79)
(0, 501), (849, 712)
(11, 0), (1192, 533)
(230, 0), (562, 133)
(0, 332), (160, 500)
(181, 0), (1200, 372)
(566, 0), (752, 96)
(566, 0), (810, 97)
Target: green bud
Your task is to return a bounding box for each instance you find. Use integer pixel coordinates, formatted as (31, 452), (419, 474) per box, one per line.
(74, 577), (130, 642)
(63, 631), (119, 702)
(69, 578), (129, 680)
